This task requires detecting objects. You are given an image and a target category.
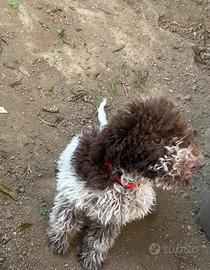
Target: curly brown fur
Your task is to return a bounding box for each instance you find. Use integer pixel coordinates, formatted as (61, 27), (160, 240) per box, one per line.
(73, 97), (201, 190)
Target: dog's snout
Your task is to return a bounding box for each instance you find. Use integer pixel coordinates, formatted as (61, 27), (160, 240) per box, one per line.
(186, 160), (199, 173)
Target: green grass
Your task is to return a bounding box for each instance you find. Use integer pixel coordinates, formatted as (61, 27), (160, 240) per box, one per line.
(38, 201), (48, 216)
(194, 0), (203, 4)
(56, 28), (65, 38)
(9, 0), (20, 10)
(110, 79), (118, 96)
(133, 72), (148, 88)
(148, 57), (164, 70)
(48, 84), (54, 92)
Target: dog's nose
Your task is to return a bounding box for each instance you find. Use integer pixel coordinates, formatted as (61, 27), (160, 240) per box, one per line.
(186, 160), (199, 173)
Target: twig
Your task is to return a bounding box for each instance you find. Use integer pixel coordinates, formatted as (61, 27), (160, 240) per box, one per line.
(71, 93), (86, 101)
(97, 8), (112, 15)
(95, 72), (103, 80)
(112, 44), (126, 53)
(71, 90), (87, 101)
(68, 6), (76, 11)
(122, 83), (128, 97)
(0, 35), (8, 55)
(10, 77), (23, 87)
(3, 63), (25, 75)
(39, 118), (57, 127)
(39, 116), (64, 127)
(82, 96), (95, 106)
(0, 36), (8, 45)
(3, 63), (17, 70)
(72, 89), (86, 94)
(61, 38), (71, 44)
(54, 117), (64, 125)
(83, 42), (91, 54)
(38, 21), (50, 31)
(42, 107), (59, 113)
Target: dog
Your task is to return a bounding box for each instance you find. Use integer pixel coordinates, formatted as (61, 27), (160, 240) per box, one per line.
(48, 97), (201, 270)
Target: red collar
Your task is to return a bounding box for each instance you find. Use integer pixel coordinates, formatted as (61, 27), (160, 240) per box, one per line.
(104, 160), (138, 189)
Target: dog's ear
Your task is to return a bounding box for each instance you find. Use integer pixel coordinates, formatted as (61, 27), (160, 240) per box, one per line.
(90, 110), (138, 165)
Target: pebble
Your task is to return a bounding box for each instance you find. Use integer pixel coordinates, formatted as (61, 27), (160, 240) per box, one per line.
(184, 94), (191, 101)
(19, 187), (25, 193)
(182, 192), (189, 199)
(76, 27), (82, 32)
(10, 156), (15, 160)
(0, 257), (5, 262)
(30, 97), (34, 101)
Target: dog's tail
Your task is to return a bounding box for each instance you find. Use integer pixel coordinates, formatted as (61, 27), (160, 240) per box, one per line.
(97, 98), (108, 130)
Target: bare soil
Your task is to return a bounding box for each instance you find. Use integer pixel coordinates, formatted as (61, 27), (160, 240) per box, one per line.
(1, 0), (210, 269)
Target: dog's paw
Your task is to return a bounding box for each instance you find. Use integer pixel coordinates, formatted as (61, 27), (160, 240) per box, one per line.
(78, 249), (105, 270)
(48, 231), (70, 255)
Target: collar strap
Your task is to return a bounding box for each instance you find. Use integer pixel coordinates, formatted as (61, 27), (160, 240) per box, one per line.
(104, 160), (138, 189)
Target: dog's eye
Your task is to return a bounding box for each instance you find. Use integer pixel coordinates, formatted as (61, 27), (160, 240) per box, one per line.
(153, 138), (161, 145)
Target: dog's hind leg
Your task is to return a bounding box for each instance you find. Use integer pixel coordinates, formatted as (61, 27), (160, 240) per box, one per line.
(48, 196), (84, 254)
(97, 98), (108, 130)
(78, 221), (121, 270)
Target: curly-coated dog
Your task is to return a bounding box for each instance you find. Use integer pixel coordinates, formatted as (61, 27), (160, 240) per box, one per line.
(48, 97), (201, 270)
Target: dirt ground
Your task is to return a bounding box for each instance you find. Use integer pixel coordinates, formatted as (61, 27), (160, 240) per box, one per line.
(1, 0), (210, 269)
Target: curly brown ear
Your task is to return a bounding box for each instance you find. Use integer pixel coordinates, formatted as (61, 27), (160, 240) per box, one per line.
(89, 110), (137, 164)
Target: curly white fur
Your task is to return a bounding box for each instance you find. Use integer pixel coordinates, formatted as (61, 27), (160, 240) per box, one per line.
(48, 101), (156, 269)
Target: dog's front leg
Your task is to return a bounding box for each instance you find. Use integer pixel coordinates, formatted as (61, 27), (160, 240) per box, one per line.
(48, 196), (84, 254)
(78, 221), (121, 270)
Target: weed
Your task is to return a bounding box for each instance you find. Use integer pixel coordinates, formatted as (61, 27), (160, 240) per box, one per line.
(133, 71), (148, 88)
(56, 28), (65, 38)
(110, 79), (118, 96)
(194, 0), (203, 4)
(9, 0), (20, 10)
(48, 84), (54, 92)
(38, 201), (48, 216)
(148, 57), (164, 70)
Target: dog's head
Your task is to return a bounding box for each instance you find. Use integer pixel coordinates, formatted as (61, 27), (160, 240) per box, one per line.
(91, 97), (202, 189)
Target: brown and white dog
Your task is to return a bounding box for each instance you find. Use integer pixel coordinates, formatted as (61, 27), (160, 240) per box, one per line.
(48, 97), (201, 270)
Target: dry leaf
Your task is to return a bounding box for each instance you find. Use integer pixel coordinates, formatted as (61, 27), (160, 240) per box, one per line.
(0, 182), (17, 200)
(17, 223), (33, 232)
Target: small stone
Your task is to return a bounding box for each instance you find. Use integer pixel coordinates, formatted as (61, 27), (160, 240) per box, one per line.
(0, 258), (5, 262)
(76, 27), (82, 32)
(182, 192), (189, 199)
(184, 95), (191, 101)
(19, 187), (25, 193)
(30, 97), (34, 101)
(10, 156), (15, 160)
